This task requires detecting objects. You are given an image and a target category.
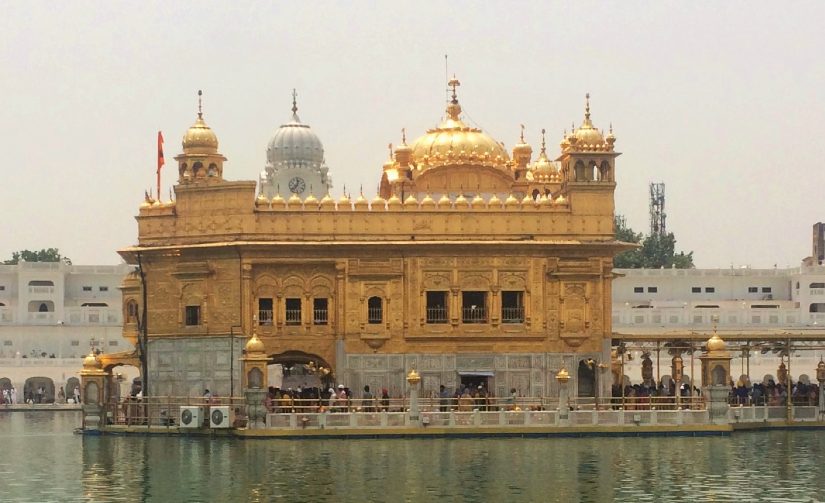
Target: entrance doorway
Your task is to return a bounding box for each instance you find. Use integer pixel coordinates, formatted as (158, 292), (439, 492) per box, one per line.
(458, 372), (494, 395)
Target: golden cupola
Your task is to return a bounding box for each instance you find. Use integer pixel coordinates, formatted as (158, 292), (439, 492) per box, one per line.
(175, 90), (227, 184)
(512, 124), (532, 176)
(530, 129), (560, 182)
(410, 76), (510, 171)
(565, 93), (614, 153)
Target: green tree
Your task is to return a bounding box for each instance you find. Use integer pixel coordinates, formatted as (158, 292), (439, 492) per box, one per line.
(614, 215), (694, 269)
(4, 248), (72, 265)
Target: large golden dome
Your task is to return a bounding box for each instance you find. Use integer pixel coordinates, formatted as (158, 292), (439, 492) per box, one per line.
(410, 77), (509, 170)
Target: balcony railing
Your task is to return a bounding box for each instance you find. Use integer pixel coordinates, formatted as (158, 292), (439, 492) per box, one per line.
(65, 307), (121, 325)
(462, 306), (487, 324)
(27, 312), (56, 324)
(313, 309), (328, 325)
(285, 309), (302, 326)
(426, 307), (448, 324)
(258, 310), (273, 326)
(501, 306), (524, 324)
(811, 289), (825, 296)
(28, 286), (55, 295)
(367, 307), (383, 324)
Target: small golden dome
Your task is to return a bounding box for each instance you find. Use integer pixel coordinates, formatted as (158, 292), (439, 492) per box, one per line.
(488, 193), (502, 208)
(454, 193), (469, 208)
(387, 193), (402, 209)
(513, 125), (532, 159)
(521, 193), (534, 206)
(182, 116), (219, 154)
(354, 191), (369, 211)
(437, 193), (452, 208)
(570, 94), (609, 150)
(706, 332), (726, 352)
(505, 193), (520, 208)
(271, 192), (286, 209)
(420, 193), (435, 208)
(404, 194), (418, 207)
(555, 367), (570, 383)
(471, 193), (485, 207)
(245, 332), (265, 353)
(320, 192), (336, 210)
(304, 192), (318, 207)
(371, 193), (386, 210)
(555, 194), (567, 205)
(256, 192), (269, 206)
(288, 192), (302, 208)
(338, 190), (351, 208)
(82, 352), (101, 369)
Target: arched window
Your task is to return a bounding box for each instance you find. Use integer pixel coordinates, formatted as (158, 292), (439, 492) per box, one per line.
(39, 303), (48, 312)
(207, 163), (218, 177)
(126, 300), (138, 323)
(574, 161), (586, 181)
(193, 161), (204, 177)
(599, 161), (611, 182)
(367, 296), (383, 324)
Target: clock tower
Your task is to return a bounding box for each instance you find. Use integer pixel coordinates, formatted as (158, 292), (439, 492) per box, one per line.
(259, 90), (333, 199)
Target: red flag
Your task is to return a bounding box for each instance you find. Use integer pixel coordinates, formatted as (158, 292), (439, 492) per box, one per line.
(157, 131), (165, 174)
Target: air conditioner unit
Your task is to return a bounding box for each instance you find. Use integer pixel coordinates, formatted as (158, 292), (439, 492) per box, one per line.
(179, 406), (202, 428)
(209, 405), (234, 429)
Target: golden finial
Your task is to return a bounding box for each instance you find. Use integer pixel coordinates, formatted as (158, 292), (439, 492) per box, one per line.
(571, 121), (576, 131)
(448, 74), (460, 102)
(387, 143), (393, 158)
(197, 89), (203, 119)
(291, 88), (298, 115)
(401, 128), (407, 145)
(519, 124), (525, 143)
(585, 92), (591, 120)
(540, 128), (546, 152)
(609, 123), (613, 134)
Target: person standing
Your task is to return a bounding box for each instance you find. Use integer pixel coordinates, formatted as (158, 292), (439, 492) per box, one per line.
(362, 385), (374, 412)
(57, 387), (66, 404)
(73, 386), (80, 405)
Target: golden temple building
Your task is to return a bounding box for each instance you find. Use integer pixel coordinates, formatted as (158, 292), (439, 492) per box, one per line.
(115, 79), (628, 400)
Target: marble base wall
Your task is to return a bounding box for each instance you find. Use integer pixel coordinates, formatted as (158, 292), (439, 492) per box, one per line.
(341, 352), (607, 399)
(147, 337), (243, 397)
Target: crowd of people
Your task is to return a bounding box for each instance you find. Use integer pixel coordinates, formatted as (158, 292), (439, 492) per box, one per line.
(730, 378), (820, 406)
(0, 385), (81, 405)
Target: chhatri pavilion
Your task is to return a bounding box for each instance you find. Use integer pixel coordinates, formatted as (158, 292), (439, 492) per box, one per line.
(109, 78), (629, 400)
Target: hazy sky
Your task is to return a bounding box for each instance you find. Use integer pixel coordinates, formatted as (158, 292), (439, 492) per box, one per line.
(2, 2), (824, 267)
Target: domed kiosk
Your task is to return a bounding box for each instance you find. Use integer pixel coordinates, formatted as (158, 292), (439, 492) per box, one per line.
(259, 90), (333, 199)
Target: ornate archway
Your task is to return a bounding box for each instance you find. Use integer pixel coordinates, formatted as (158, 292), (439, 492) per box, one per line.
(268, 351), (334, 391)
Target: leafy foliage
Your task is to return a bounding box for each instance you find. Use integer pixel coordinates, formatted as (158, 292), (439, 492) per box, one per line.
(4, 248), (72, 265)
(614, 216), (693, 269)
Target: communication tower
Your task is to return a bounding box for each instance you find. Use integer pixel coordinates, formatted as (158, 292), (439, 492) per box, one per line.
(649, 182), (666, 237)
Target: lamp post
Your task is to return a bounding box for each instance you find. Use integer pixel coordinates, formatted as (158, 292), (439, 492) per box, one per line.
(230, 324), (242, 398)
(406, 368), (421, 425)
(556, 368), (571, 423)
(816, 358), (825, 420)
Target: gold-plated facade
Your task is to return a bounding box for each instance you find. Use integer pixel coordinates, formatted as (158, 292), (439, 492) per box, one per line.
(115, 80), (630, 398)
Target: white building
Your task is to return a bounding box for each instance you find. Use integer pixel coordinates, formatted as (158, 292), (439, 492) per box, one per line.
(0, 261), (134, 402)
(612, 264), (825, 384)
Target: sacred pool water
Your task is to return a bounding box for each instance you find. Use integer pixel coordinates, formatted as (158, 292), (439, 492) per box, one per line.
(1, 411), (823, 502)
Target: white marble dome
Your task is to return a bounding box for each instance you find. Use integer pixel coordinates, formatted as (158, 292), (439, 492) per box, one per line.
(266, 111), (325, 168)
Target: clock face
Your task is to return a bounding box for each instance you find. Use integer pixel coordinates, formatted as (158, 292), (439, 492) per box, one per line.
(288, 177), (306, 194)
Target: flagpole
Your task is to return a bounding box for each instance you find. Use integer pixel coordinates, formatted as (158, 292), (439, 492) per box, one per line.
(157, 131), (165, 203)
